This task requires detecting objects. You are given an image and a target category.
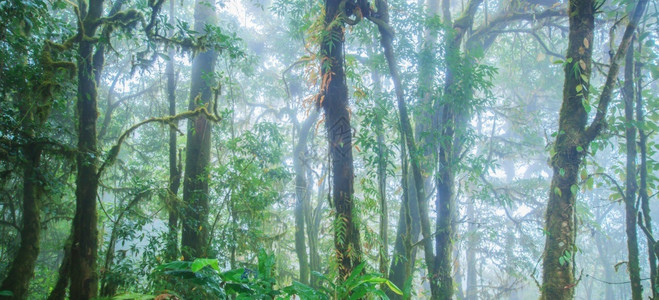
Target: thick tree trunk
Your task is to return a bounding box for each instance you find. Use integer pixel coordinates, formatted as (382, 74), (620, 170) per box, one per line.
(0, 146), (42, 300)
(166, 0), (181, 262)
(540, 0), (646, 298)
(320, 0), (362, 278)
(181, 0), (217, 260)
(622, 37), (642, 300)
(70, 1), (105, 298)
(293, 109), (318, 285)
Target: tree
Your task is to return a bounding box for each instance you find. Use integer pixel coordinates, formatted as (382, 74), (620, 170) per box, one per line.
(540, 0), (647, 298)
(181, 0), (218, 260)
(319, 0), (363, 279)
(69, 0), (107, 297)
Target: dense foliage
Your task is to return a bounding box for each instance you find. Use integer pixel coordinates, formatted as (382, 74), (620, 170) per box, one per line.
(0, 0), (657, 298)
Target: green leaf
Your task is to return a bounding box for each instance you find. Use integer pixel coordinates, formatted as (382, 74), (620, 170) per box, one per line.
(576, 84), (583, 92)
(576, 146), (583, 152)
(571, 184), (578, 195)
(191, 258), (220, 272)
(0, 291), (13, 297)
(386, 279), (404, 295)
(554, 187), (562, 197)
(580, 73), (589, 82)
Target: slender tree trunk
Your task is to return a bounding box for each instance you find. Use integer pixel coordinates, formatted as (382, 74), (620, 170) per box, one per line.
(181, 0), (218, 260)
(368, 63), (389, 277)
(320, 0), (362, 278)
(100, 194), (145, 296)
(377, 118), (388, 276)
(166, 0), (181, 262)
(635, 39), (656, 298)
(368, 0), (434, 295)
(465, 201), (478, 300)
(594, 230), (614, 300)
(47, 234), (72, 300)
(387, 0), (439, 293)
(307, 163), (325, 288)
(540, 0), (646, 298)
(622, 36), (642, 300)
(434, 2), (483, 298)
(70, 0), (105, 297)
(294, 109), (318, 285)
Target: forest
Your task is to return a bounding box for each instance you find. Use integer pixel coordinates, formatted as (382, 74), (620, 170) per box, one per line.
(0, 0), (657, 298)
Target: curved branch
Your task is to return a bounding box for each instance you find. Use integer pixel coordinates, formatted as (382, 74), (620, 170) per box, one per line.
(97, 98), (222, 177)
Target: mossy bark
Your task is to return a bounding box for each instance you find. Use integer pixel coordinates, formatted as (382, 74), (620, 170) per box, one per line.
(540, 1), (593, 294)
(623, 37), (642, 300)
(0, 145), (42, 300)
(293, 110), (318, 285)
(181, 0), (217, 260)
(540, 0), (647, 298)
(637, 47), (657, 298)
(321, 0), (362, 278)
(70, 0), (105, 298)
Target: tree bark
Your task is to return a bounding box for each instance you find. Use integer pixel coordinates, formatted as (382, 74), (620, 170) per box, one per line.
(70, 0), (105, 298)
(166, 0), (181, 262)
(540, 0), (647, 298)
(636, 43), (657, 298)
(293, 109), (318, 285)
(181, 0), (218, 260)
(465, 201), (478, 300)
(434, 1), (483, 298)
(368, 0), (434, 295)
(622, 35), (642, 300)
(320, 0), (362, 279)
(0, 146), (42, 300)
(387, 0), (439, 295)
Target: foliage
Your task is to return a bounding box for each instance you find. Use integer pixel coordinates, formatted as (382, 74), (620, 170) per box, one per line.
(155, 251), (400, 300)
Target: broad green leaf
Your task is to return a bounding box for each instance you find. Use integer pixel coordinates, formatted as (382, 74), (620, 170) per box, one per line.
(191, 258), (219, 272)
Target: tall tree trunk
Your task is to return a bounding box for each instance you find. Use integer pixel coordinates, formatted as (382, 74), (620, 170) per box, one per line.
(166, 0), (181, 262)
(434, 1), (483, 298)
(70, 0), (105, 297)
(465, 200), (478, 300)
(376, 114), (388, 277)
(0, 145), (42, 300)
(181, 0), (218, 260)
(637, 43), (657, 297)
(320, 0), (362, 278)
(368, 63), (389, 277)
(540, 0), (646, 298)
(387, 0), (439, 294)
(622, 35), (642, 300)
(307, 163), (325, 288)
(367, 0), (433, 295)
(594, 229), (614, 300)
(294, 109), (318, 285)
